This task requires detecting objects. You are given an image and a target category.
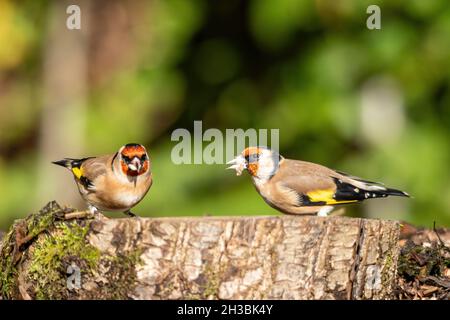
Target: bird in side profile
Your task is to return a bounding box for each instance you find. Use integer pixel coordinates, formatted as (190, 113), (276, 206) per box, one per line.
(227, 146), (409, 216)
(53, 143), (152, 217)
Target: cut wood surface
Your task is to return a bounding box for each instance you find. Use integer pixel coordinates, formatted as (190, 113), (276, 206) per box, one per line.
(0, 202), (401, 300)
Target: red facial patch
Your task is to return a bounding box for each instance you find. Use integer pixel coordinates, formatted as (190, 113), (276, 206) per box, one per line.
(120, 144), (150, 176)
(121, 144), (147, 159)
(247, 163), (258, 176)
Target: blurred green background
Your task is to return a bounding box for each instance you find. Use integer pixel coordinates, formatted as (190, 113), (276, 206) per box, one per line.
(0, 0), (449, 229)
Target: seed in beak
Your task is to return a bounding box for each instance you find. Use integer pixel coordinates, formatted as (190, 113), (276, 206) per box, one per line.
(128, 158), (141, 172)
(226, 156), (246, 176)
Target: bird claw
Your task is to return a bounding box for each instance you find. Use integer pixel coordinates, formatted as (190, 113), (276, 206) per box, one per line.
(317, 206), (335, 217)
(124, 210), (138, 218)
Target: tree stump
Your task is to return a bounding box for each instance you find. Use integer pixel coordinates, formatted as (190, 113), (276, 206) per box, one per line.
(0, 201), (400, 300)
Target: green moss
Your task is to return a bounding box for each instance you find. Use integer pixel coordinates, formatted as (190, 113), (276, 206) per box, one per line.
(0, 227), (19, 299)
(0, 253), (17, 299)
(28, 221), (100, 300)
(27, 222), (143, 300)
(380, 251), (396, 290)
(1, 201), (145, 299)
(385, 253), (393, 268)
(202, 264), (221, 298)
(93, 248), (143, 299)
(186, 293), (201, 300)
(27, 201), (63, 236)
(1, 202), (70, 299)
(27, 210), (57, 239)
(124, 248), (143, 266)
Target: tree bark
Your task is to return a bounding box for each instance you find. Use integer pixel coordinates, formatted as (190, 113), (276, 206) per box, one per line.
(0, 202), (400, 300)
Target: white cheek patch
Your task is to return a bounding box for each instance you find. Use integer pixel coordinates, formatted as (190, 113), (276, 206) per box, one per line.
(256, 157), (278, 178)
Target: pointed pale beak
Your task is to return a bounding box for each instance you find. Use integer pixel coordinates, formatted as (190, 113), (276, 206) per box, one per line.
(226, 155), (246, 176)
(128, 157), (141, 172)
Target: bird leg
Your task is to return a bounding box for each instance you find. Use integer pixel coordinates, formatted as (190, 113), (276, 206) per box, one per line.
(88, 205), (110, 220)
(88, 205), (99, 215)
(317, 206), (334, 217)
(124, 210), (137, 217)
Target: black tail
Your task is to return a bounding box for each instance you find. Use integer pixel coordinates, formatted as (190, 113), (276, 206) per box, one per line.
(364, 187), (410, 200)
(52, 158), (88, 169)
(336, 171), (410, 198)
(52, 159), (73, 169)
(333, 177), (410, 202)
(384, 187), (410, 197)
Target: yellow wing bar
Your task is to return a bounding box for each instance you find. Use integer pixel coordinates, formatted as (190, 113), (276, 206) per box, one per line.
(307, 189), (358, 205)
(72, 167), (83, 179)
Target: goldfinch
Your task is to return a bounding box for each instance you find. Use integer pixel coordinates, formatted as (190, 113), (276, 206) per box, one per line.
(227, 147), (409, 216)
(53, 143), (152, 217)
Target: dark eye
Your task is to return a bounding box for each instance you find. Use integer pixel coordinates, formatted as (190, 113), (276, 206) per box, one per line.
(247, 153), (259, 162)
(122, 155), (130, 162)
(140, 154), (147, 161)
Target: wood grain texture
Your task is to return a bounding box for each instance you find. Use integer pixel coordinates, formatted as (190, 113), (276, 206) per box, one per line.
(0, 206), (400, 299)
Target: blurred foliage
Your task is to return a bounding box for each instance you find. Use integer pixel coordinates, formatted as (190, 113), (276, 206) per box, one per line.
(0, 0), (449, 229)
